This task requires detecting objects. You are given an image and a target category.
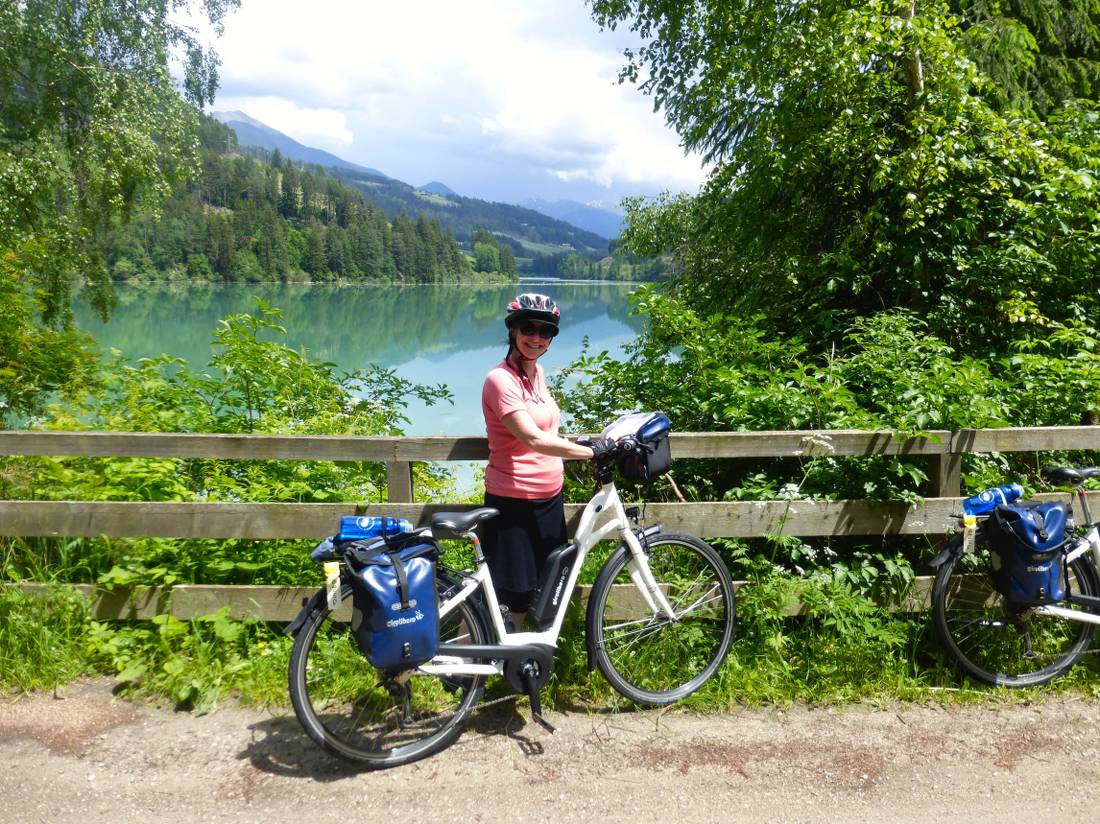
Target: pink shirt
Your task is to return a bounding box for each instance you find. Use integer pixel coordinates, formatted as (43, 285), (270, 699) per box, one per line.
(482, 359), (564, 499)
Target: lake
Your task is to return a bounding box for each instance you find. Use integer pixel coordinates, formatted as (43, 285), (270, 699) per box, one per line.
(72, 281), (645, 436)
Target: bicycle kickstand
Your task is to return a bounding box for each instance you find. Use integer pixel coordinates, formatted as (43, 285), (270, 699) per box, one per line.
(520, 662), (555, 734)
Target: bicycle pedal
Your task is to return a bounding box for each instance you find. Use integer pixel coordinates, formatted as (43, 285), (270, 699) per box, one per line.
(531, 711), (556, 734)
(520, 662), (555, 734)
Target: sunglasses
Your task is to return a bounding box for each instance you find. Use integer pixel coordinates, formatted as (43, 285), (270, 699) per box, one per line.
(517, 321), (559, 340)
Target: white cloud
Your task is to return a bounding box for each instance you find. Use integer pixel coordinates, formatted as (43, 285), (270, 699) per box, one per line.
(205, 0), (707, 200)
(218, 96), (354, 148)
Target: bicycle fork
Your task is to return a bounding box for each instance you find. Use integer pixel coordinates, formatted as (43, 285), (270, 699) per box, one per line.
(622, 527), (678, 620)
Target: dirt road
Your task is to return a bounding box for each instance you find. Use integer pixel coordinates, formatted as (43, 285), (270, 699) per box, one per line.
(2, 678), (1098, 823)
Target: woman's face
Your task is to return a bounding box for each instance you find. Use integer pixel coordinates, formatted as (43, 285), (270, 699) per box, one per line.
(512, 320), (556, 360)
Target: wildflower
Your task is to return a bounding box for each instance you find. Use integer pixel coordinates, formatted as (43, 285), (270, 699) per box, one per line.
(779, 482), (802, 500)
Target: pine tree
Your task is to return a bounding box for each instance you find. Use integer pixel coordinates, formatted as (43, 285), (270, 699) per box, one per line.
(304, 220), (328, 280)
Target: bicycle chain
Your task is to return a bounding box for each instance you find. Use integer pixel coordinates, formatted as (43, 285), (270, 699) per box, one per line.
(468, 689), (520, 714)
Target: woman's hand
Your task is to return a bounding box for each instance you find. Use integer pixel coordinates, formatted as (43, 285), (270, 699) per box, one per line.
(587, 437), (618, 462)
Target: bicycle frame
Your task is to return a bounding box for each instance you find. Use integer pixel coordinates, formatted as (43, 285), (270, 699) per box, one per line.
(418, 480), (677, 679)
(1063, 486), (1100, 568)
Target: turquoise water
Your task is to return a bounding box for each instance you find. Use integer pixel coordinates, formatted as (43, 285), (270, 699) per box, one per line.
(73, 281), (644, 436)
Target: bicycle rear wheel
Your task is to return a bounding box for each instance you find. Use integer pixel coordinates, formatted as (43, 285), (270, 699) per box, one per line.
(932, 537), (1098, 687)
(586, 532), (736, 706)
(288, 574), (487, 767)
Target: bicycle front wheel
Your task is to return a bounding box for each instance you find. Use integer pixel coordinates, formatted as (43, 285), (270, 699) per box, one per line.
(932, 538), (1098, 687)
(288, 574), (488, 768)
(586, 532), (736, 706)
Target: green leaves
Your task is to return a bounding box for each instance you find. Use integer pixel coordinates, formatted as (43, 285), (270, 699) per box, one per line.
(0, 1), (239, 421)
(595, 0), (1100, 355)
(80, 608), (271, 711)
(6, 301), (450, 593)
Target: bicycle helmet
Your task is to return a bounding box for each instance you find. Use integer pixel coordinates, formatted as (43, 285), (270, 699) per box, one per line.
(505, 293), (560, 330)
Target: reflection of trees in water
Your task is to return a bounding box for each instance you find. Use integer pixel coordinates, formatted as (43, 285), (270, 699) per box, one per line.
(74, 283), (645, 369)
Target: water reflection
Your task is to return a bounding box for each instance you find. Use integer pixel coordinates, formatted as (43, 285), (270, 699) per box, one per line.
(74, 282), (644, 435)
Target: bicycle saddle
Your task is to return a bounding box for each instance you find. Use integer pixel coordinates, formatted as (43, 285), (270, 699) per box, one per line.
(1041, 466), (1100, 485)
(430, 507), (499, 537)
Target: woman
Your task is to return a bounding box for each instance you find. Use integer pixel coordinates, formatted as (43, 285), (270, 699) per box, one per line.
(480, 293), (612, 627)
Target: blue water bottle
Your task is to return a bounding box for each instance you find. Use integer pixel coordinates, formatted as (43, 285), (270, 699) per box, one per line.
(335, 515), (414, 543)
(961, 483), (1024, 516)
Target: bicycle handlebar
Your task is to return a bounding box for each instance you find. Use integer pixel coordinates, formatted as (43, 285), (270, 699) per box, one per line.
(576, 434), (635, 462)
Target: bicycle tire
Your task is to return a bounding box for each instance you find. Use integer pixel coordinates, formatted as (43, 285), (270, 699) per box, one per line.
(932, 535), (1099, 687)
(288, 571), (489, 767)
(586, 532), (736, 706)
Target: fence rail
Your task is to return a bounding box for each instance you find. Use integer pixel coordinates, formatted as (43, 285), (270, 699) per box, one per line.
(3, 426), (1098, 619)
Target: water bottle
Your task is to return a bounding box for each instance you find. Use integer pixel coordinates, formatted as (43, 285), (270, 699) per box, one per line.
(961, 483), (1024, 516)
(336, 515), (414, 543)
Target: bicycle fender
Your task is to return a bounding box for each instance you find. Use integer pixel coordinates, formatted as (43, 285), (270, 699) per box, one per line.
(283, 587), (328, 636)
(584, 543), (631, 672)
(928, 534), (964, 569)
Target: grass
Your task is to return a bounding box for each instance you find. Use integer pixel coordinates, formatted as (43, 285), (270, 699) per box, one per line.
(0, 585), (92, 692)
(493, 232), (580, 256)
(413, 190), (457, 207)
(4, 569), (1099, 712)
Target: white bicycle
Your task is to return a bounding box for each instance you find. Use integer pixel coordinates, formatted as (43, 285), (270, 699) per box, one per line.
(931, 465), (1100, 687)
(285, 413), (737, 767)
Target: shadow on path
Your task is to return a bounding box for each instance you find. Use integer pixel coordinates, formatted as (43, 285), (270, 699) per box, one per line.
(238, 697), (548, 779)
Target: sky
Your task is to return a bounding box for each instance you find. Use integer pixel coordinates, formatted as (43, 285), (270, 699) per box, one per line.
(201, 0), (707, 209)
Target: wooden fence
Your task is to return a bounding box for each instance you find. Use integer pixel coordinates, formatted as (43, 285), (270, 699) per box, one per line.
(4, 426), (1099, 619)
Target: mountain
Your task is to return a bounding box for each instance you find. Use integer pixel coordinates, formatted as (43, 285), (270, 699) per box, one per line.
(211, 110), (389, 179)
(331, 167), (611, 256)
(519, 198), (625, 241)
(215, 112), (611, 257)
(420, 181), (456, 196)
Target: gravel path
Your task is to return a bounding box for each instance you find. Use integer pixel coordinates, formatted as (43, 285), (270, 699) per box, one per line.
(2, 678), (1099, 823)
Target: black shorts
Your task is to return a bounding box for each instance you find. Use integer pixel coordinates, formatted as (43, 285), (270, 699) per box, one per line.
(481, 490), (567, 612)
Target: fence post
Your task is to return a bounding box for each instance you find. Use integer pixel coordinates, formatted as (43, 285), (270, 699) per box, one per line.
(386, 461), (413, 503)
(930, 451), (962, 498)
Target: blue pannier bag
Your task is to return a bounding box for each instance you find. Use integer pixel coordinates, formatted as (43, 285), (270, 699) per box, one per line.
(986, 501), (1070, 606)
(343, 533), (440, 670)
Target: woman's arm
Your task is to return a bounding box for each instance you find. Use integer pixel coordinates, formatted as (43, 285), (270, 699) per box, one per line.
(502, 410), (595, 461)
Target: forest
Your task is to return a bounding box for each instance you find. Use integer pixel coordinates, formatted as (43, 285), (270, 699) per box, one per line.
(109, 117), (504, 285)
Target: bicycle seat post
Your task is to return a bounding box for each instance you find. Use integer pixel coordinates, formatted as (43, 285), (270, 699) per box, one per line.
(466, 529), (486, 563)
(1076, 486), (1096, 527)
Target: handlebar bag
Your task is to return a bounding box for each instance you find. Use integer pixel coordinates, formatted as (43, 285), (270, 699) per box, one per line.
(985, 501), (1069, 606)
(344, 533), (440, 670)
(606, 411), (672, 482)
